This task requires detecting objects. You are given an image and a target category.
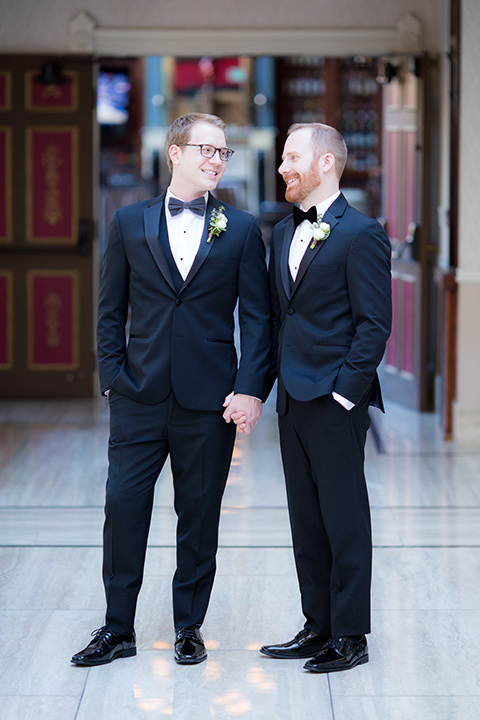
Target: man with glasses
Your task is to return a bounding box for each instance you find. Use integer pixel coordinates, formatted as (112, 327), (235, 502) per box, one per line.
(71, 113), (271, 667)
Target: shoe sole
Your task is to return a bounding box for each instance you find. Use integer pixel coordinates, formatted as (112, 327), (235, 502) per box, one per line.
(71, 646), (137, 666)
(304, 653), (369, 673)
(259, 647), (326, 659)
(174, 653), (207, 665)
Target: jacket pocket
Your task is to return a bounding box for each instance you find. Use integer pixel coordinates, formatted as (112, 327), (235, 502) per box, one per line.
(206, 338), (234, 345)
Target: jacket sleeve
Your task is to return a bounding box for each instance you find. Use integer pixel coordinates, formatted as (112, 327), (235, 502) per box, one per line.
(333, 220), (392, 404)
(96, 212), (130, 394)
(233, 216), (273, 402)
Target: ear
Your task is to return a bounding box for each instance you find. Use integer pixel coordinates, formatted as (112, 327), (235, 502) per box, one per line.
(320, 152), (336, 175)
(169, 144), (182, 167)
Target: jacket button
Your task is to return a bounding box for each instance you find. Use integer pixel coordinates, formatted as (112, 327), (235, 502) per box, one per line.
(287, 308), (295, 315)
(175, 298), (182, 306)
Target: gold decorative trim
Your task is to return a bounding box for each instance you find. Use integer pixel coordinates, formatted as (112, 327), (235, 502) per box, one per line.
(0, 126), (12, 243)
(0, 71), (12, 112)
(25, 126), (79, 245)
(27, 269), (80, 371)
(25, 71), (79, 112)
(0, 270), (13, 370)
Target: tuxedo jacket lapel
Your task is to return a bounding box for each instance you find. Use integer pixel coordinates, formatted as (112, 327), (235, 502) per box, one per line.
(179, 194), (217, 293)
(280, 217), (295, 298)
(143, 193), (176, 293)
(143, 193), (230, 295)
(288, 194), (346, 299)
(143, 191), (215, 295)
(291, 230), (328, 296)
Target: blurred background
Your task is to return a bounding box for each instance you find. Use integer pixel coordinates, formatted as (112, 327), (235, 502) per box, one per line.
(0, 0), (478, 445)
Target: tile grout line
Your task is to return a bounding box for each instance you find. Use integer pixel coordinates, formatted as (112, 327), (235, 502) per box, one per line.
(2, 505), (480, 510)
(73, 666), (90, 720)
(3, 543), (480, 549)
(327, 674), (336, 720)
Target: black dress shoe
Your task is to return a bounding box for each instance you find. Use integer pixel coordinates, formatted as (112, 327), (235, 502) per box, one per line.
(174, 625), (207, 664)
(260, 628), (330, 659)
(304, 635), (368, 673)
(71, 626), (136, 666)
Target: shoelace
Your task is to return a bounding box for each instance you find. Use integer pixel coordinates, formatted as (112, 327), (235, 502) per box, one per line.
(176, 626), (199, 641)
(324, 637), (347, 652)
(294, 628), (310, 642)
(91, 626), (113, 641)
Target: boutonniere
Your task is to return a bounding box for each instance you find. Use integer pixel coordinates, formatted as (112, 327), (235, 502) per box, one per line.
(207, 206), (228, 243)
(310, 215), (330, 250)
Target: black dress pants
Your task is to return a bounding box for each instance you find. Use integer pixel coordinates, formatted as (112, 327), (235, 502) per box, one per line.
(278, 393), (372, 637)
(103, 389), (236, 634)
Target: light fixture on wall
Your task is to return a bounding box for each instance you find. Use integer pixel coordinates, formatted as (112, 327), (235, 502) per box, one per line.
(376, 60), (399, 85)
(35, 61), (67, 84)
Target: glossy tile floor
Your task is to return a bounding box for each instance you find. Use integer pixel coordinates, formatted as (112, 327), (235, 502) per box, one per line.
(1, 394), (480, 719)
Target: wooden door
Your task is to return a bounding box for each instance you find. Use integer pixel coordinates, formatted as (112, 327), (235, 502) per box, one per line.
(380, 57), (436, 411)
(0, 55), (96, 397)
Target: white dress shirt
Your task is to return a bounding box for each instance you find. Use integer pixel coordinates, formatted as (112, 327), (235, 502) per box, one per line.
(165, 188), (208, 280)
(288, 191), (354, 411)
(288, 191), (340, 281)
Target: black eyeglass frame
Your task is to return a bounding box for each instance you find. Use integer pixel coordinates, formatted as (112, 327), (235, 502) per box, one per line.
(179, 143), (234, 162)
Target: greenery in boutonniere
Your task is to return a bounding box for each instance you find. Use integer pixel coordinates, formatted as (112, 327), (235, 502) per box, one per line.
(207, 206), (228, 243)
(310, 214), (331, 249)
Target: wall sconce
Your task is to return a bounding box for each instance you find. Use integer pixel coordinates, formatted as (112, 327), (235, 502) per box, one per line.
(376, 61), (399, 85)
(35, 61), (67, 84)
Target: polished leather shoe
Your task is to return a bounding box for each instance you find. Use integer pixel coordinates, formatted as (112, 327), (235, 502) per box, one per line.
(304, 635), (368, 673)
(259, 628), (330, 659)
(174, 625), (207, 664)
(71, 626), (136, 666)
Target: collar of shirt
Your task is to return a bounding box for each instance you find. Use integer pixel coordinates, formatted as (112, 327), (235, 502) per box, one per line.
(299, 190), (341, 219)
(288, 191), (340, 281)
(165, 188), (208, 281)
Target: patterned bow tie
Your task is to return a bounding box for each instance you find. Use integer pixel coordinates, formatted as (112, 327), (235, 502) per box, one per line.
(293, 205), (318, 227)
(168, 196), (206, 217)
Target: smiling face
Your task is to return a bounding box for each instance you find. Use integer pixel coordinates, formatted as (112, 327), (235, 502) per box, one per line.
(169, 121), (227, 201)
(278, 128), (322, 207)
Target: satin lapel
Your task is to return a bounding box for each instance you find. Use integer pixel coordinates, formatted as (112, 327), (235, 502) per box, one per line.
(290, 201), (342, 299)
(179, 194), (217, 293)
(280, 217), (295, 298)
(143, 193), (176, 293)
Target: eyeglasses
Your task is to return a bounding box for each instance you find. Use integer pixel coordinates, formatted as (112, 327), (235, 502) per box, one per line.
(180, 144), (234, 162)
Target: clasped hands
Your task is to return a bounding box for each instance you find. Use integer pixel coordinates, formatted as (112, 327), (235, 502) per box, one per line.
(222, 392), (262, 434)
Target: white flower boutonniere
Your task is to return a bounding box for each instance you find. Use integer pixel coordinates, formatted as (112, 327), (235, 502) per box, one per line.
(207, 206), (228, 243)
(310, 215), (331, 250)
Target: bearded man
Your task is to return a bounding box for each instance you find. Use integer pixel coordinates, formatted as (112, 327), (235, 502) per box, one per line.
(260, 123), (391, 673)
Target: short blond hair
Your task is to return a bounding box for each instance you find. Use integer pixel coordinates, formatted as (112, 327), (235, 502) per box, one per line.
(288, 122), (348, 179)
(165, 113), (227, 173)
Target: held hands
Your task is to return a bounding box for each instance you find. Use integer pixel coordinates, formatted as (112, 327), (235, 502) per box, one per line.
(223, 392), (262, 434)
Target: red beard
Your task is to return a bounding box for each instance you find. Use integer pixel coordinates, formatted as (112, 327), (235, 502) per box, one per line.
(283, 160), (322, 205)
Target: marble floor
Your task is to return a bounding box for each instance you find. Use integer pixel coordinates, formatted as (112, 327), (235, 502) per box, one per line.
(1, 394), (480, 719)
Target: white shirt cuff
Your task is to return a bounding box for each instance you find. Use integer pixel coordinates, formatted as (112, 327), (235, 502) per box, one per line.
(332, 391), (355, 411)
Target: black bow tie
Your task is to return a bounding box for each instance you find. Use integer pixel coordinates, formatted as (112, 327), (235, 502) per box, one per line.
(293, 205), (318, 227)
(168, 196), (206, 217)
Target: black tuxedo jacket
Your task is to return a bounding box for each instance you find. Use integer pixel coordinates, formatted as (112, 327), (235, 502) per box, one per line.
(269, 193), (392, 415)
(97, 192), (271, 410)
